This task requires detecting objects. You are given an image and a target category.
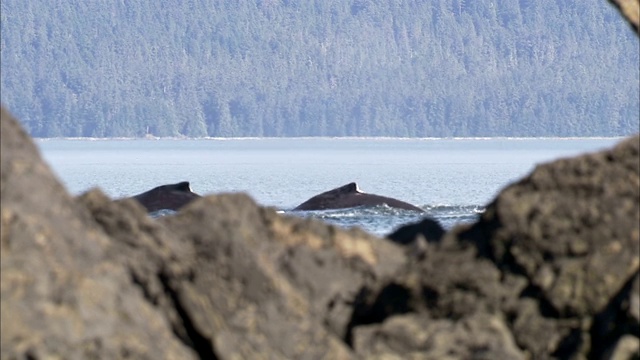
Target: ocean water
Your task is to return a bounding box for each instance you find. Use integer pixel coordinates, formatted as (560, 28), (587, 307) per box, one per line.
(36, 137), (623, 236)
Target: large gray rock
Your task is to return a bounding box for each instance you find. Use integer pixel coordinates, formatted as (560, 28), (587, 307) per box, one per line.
(379, 135), (640, 359)
(1, 107), (196, 359)
(465, 135), (639, 316)
(350, 233), (530, 359)
(465, 136), (639, 358)
(353, 313), (525, 360)
(160, 193), (406, 358)
(78, 190), (358, 359)
(79, 186), (409, 358)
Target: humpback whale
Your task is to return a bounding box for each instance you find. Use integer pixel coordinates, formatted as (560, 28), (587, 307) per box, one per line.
(293, 182), (424, 212)
(130, 181), (201, 212)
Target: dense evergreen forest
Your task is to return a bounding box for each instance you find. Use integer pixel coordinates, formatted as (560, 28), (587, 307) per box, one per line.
(1, 0), (638, 138)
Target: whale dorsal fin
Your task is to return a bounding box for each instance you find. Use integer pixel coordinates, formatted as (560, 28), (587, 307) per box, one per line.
(173, 181), (192, 192)
(341, 182), (361, 194)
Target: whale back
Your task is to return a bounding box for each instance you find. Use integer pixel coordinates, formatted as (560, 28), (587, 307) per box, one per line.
(293, 182), (423, 212)
(293, 182), (360, 211)
(131, 181), (201, 212)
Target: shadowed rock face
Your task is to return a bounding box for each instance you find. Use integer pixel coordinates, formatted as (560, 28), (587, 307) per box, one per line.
(293, 182), (424, 212)
(386, 217), (446, 245)
(371, 135), (639, 359)
(130, 181), (201, 212)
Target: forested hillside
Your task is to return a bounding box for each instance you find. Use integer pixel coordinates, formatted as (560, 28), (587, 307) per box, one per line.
(1, 0), (638, 138)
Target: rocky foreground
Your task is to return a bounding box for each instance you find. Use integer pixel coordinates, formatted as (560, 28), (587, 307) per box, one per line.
(2, 104), (639, 359)
(2, 2), (640, 356)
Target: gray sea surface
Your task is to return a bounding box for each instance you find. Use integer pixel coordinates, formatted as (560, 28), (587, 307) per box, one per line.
(36, 137), (623, 236)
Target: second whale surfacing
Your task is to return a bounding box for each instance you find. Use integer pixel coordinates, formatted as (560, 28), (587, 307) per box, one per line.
(130, 181), (201, 213)
(293, 182), (424, 212)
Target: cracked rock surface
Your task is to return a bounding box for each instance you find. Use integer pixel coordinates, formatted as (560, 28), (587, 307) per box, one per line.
(1, 107), (197, 359)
